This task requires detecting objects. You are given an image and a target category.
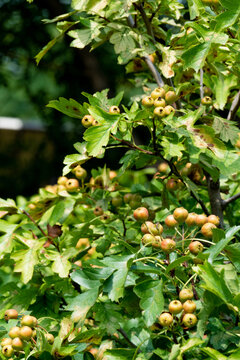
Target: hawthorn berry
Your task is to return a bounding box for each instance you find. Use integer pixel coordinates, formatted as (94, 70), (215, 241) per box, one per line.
(195, 214), (208, 226)
(133, 207), (149, 221)
(153, 106), (166, 118)
(168, 300), (183, 314)
(161, 238), (176, 253)
(81, 115), (94, 128)
(142, 96), (154, 107)
(141, 234), (155, 246)
(185, 213), (197, 226)
(19, 326), (33, 340)
(165, 215), (178, 228)
(183, 300), (196, 313)
(66, 179), (79, 192)
(179, 289), (194, 302)
(189, 241), (203, 255)
(109, 106), (120, 114)
(159, 313), (173, 327)
(4, 309), (18, 321)
(207, 214), (220, 226)
(165, 90), (177, 104)
(173, 207), (188, 224)
(201, 222), (216, 238)
(151, 87), (166, 99)
(182, 313), (197, 328)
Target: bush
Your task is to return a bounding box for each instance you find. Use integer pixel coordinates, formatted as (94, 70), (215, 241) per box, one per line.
(0, 0), (240, 359)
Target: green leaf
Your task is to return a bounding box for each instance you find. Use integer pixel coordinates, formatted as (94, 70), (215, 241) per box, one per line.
(208, 226), (240, 264)
(195, 262), (234, 305)
(187, 0), (205, 20)
(225, 243), (240, 272)
(70, 328), (105, 345)
(70, 270), (102, 289)
(104, 349), (135, 360)
(213, 74), (238, 110)
(47, 97), (86, 119)
(63, 153), (90, 175)
(212, 117), (239, 145)
(94, 303), (123, 334)
(161, 138), (185, 158)
(59, 318), (74, 342)
(68, 20), (101, 49)
(11, 241), (44, 284)
(35, 22), (74, 64)
(46, 250), (72, 278)
(229, 348), (240, 359)
(201, 347), (227, 360)
(180, 338), (204, 355)
(0, 220), (18, 255)
(103, 255), (134, 302)
(49, 198), (75, 225)
(72, 0), (108, 12)
(166, 256), (191, 274)
(215, 10), (240, 32)
(182, 42), (210, 71)
(110, 31), (136, 56)
(134, 279), (164, 326)
(219, 0), (240, 11)
(0, 198), (18, 214)
(66, 288), (99, 323)
(83, 107), (119, 156)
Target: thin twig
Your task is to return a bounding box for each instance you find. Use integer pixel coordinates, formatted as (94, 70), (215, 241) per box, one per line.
(111, 135), (156, 155)
(222, 192), (240, 209)
(117, 328), (139, 351)
(127, 15), (164, 87)
(150, 3), (162, 22)
(227, 90), (240, 121)
(22, 210), (47, 237)
(134, 3), (156, 41)
(200, 69), (204, 100)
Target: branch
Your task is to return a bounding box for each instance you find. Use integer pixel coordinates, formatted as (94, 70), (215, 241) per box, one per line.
(111, 135), (156, 155)
(168, 162), (210, 216)
(200, 69), (204, 100)
(222, 192), (240, 209)
(150, 3), (162, 22)
(22, 210), (48, 237)
(227, 90), (240, 121)
(204, 173), (224, 228)
(127, 15), (164, 87)
(117, 328), (140, 351)
(134, 3), (156, 41)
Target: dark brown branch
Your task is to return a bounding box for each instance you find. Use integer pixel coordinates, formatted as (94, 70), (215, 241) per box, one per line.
(111, 135), (156, 155)
(134, 3), (156, 41)
(200, 69), (204, 100)
(205, 174), (224, 228)
(168, 162), (210, 216)
(150, 3), (162, 22)
(22, 210), (48, 237)
(222, 192), (240, 209)
(117, 328), (139, 350)
(227, 90), (240, 121)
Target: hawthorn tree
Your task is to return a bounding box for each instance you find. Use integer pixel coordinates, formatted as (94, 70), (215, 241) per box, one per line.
(0, 0), (240, 359)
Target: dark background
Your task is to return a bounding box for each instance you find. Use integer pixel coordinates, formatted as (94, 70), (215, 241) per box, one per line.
(0, 0), (129, 198)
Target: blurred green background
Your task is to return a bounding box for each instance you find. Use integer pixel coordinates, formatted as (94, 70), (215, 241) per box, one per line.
(0, 0), (128, 198)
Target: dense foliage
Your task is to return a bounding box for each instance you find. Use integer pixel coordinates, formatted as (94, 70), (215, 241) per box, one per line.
(0, 0), (240, 359)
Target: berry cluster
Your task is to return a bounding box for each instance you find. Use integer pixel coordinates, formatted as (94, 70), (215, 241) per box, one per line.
(159, 289), (197, 329)
(1, 309), (54, 359)
(136, 206), (219, 256)
(141, 87), (176, 117)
